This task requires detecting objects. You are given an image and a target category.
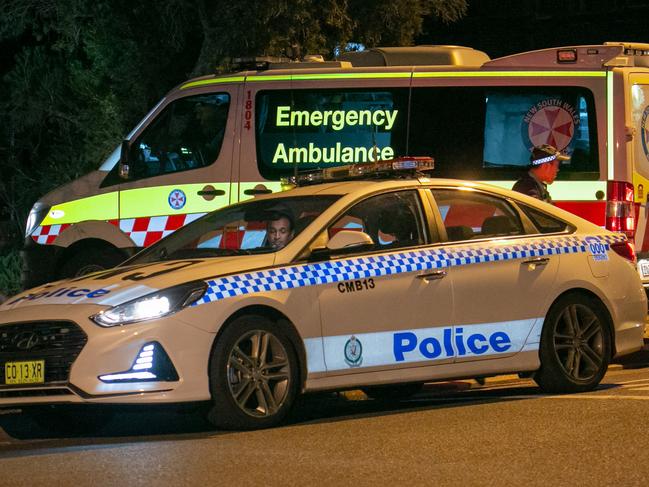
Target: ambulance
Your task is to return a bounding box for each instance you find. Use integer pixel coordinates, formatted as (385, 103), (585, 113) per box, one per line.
(21, 42), (649, 299)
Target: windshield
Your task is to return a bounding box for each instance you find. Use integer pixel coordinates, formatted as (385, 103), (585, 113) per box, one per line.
(125, 195), (340, 264)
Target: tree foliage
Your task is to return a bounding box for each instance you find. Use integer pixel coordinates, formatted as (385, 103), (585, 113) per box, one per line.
(0, 0), (466, 264)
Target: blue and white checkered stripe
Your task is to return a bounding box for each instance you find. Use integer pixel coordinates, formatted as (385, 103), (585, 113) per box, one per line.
(193, 234), (626, 306)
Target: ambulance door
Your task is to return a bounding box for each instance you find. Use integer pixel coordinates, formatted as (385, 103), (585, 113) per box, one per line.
(429, 187), (559, 364)
(243, 70), (413, 203)
(235, 77), (294, 203)
(110, 86), (240, 248)
(316, 190), (454, 375)
(628, 76), (649, 279)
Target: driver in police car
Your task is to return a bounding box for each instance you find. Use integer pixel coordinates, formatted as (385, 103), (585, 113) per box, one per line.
(266, 213), (294, 250)
(512, 144), (569, 204)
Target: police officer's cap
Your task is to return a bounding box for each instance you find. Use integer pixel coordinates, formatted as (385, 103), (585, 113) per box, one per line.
(530, 144), (570, 166)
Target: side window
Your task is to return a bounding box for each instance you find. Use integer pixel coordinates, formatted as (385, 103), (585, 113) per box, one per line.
(329, 191), (425, 251)
(129, 93), (230, 180)
(408, 86), (598, 181)
(518, 204), (569, 234)
(431, 189), (523, 241)
(256, 88), (410, 180)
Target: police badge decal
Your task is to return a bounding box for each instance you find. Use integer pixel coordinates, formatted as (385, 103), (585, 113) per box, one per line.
(344, 335), (363, 367)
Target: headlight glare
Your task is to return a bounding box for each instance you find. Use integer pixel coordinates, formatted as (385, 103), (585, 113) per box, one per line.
(92, 281), (206, 327)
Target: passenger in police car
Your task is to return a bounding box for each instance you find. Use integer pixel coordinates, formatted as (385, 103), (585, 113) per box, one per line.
(512, 144), (568, 203)
(266, 213), (294, 250)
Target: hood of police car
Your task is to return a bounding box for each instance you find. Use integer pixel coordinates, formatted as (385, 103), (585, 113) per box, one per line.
(0, 254), (277, 311)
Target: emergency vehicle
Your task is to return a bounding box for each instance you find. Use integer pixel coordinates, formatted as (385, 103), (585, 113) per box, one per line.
(2, 159), (645, 430)
(21, 42), (649, 299)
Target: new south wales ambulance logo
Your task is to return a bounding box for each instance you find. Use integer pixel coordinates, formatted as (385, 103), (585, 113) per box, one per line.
(523, 99), (578, 151)
(168, 189), (186, 210)
(344, 336), (363, 367)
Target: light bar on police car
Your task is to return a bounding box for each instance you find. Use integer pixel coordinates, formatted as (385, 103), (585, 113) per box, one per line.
(288, 157), (435, 186)
(91, 281), (207, 327)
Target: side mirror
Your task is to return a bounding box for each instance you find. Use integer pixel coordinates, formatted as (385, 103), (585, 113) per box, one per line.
(327, 230), (374, 251)
(118, 139), (131, 179)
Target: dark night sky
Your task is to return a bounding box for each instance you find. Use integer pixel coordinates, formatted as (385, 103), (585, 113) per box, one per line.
(421, 0), (649, 59)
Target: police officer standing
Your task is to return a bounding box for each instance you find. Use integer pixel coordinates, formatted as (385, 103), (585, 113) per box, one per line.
(512, 144), (569, 203)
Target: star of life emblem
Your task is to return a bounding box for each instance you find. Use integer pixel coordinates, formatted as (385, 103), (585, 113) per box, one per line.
(168, 189), (187, 210)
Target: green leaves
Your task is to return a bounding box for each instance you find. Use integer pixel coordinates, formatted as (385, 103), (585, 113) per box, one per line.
(0, 249), (21, 298)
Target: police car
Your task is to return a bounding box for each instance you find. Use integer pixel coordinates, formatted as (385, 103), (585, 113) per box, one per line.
(0, 158), (646, 430)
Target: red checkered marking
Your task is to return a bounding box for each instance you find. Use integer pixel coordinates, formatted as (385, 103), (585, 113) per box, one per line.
(32, 213), (205, 247)
(31, 224), (71, 245)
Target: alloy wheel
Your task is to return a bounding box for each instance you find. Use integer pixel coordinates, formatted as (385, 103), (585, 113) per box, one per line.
(552, 303), (604, 382)
(226, 330), (291, 418)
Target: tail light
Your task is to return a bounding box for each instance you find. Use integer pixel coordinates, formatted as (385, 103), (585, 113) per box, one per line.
(606, 181), (635, 238)
(610, 240), (636, 264)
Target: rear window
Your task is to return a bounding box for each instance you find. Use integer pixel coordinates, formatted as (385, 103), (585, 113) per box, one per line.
(408, 86), (598, 181)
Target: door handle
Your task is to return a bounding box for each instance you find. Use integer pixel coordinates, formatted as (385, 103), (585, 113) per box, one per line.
(522, 257), (550, 268)
(244, 187), (273, 196)
(197, 185), (226, 200)
(417, 270), (447, 281)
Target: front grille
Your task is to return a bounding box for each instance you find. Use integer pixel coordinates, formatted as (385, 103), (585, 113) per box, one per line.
(0, 321), (88, 386)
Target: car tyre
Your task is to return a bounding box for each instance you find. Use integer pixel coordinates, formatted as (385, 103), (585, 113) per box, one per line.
(59, 246), (126, 279)
(362, 382), (424, 401)
(534, 293), (611, 393)
(208, 315), (299, 430)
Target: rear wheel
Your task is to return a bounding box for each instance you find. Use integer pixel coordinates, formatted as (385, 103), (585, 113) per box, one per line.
(59, 246), (126, 279)
(534, 293), (611, 393)
(208, 315), (299, 430)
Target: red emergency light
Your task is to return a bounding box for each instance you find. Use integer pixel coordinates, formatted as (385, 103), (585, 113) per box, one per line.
(557, 49), (577, 63)
(606, 180), (635, 238)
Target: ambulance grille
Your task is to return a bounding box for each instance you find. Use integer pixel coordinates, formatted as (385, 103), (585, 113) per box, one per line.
(0, 321), (87, 386)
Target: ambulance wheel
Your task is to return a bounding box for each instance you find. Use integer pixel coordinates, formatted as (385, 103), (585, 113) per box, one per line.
(59, 246), (125, 279)
(362, 382), (424, 401)
(534, 293), (611, 393)
(208, 315), (299, 430)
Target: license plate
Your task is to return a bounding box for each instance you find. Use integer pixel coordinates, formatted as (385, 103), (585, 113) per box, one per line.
(4, 360), (45, 385)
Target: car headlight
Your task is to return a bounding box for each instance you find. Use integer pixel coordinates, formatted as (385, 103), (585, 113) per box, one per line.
(25, 202), (51, 238)
(91, 281), (207, 327)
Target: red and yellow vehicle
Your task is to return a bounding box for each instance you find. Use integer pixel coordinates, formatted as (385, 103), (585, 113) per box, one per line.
(22, 42), (649, 298)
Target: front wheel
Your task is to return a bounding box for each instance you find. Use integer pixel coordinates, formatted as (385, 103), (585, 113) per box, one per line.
(59, 246), (126, 279)
(208, 315), (299, 430)
(534, 293), (611, 393)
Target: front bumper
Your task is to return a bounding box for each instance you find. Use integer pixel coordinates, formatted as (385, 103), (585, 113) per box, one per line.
(0, 306), (215, 407)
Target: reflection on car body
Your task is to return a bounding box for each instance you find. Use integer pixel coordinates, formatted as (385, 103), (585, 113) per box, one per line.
(0, 158), (646, 430)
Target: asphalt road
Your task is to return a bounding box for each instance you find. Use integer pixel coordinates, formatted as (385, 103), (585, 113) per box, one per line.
(2, 364), (649, 486)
